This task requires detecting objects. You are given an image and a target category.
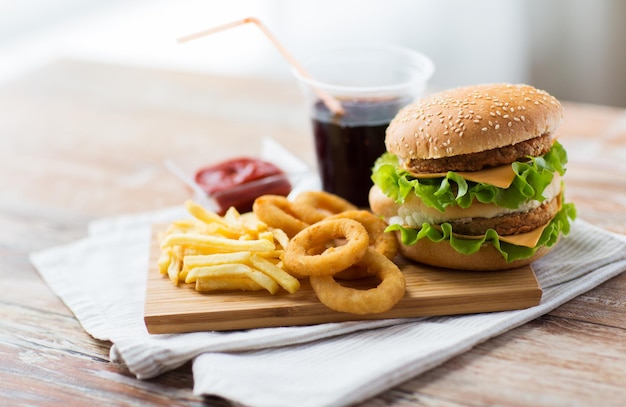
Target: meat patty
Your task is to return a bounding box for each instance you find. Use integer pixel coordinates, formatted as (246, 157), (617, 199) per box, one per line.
(406, 133), (553, 173)
(446, 196), (560, 236)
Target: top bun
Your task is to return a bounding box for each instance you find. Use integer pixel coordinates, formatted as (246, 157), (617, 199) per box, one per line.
(385, 83), (563, 160)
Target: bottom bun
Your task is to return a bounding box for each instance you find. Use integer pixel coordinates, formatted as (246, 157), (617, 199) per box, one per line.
(396, 233), (555, 271)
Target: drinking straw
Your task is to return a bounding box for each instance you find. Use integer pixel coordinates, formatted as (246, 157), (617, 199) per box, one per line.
(178, 17), (345, 116)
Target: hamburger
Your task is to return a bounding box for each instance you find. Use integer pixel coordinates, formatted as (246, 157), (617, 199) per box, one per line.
(369, 83), (577, 270)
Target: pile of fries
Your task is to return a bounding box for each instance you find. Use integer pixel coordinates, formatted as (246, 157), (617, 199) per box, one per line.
(158, 200), (300, 294)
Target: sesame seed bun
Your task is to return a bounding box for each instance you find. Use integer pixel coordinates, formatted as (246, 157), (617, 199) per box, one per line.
(385, 83), (563, 162)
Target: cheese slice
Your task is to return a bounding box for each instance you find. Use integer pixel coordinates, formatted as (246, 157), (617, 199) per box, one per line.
(451, 221), (549, 248)
(407, 164), (517, 189)
(499, 223), (548, 247)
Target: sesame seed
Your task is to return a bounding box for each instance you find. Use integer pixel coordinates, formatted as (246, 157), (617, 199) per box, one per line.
(481, 127), (488, 132)
(503, 114), (509, 119)
(495, 124), (500, 130)
(508, 122), (512, 127)
(473, 119), (480, 123)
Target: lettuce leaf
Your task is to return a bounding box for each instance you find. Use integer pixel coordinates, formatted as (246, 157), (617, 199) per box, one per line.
(386, 202), (577, 263)
(371, 141), (569, 212)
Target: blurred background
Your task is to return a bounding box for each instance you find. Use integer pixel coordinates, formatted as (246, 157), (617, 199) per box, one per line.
(1, 0), (625, 107)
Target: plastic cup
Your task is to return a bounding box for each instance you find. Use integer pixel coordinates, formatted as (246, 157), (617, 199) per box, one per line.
(293, 44), (435, 207)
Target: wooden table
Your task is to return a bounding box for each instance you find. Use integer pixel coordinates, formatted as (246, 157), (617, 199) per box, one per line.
(1, 60), (625, 406)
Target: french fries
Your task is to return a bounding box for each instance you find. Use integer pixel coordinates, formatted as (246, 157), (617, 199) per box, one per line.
(158, 200), (300, 294)
(186, 264), (280, 294)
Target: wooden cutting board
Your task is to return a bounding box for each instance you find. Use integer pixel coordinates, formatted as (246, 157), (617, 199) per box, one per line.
(144, 229), (542, 334)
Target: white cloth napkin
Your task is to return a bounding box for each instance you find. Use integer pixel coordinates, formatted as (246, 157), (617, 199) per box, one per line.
(30, 207), (626, 407)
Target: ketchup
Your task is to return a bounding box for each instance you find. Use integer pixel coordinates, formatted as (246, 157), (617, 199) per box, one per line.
(195, 157), (291, 214)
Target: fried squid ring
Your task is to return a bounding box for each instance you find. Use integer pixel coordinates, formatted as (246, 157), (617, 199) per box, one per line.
(309, 248), (406, 314)
(252, 195), (309, 238)
(283, 218), (368, 276)
(328, 210), (398, 260)
(292, 191), (358, 224)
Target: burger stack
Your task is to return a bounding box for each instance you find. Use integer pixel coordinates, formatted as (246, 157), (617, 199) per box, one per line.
(369, 83), (577, 270)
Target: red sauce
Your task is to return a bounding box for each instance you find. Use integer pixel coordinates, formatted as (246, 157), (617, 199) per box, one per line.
(195, 157), (291, 214)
